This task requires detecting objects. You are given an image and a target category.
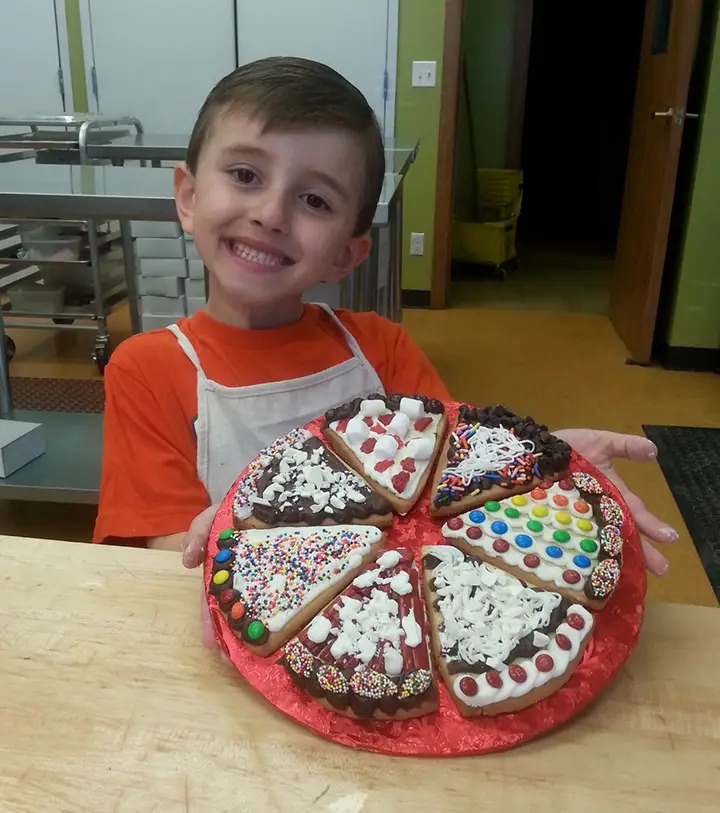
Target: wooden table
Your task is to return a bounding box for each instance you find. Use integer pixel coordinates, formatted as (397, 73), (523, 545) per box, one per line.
(0, 537), (718, 812)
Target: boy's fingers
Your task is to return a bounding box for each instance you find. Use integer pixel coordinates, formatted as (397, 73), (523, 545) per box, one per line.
(181, 504), (219, 569)
(620, 490), (678, 546)
(641, 537), (670, 576)
(609, 433), (658, 463)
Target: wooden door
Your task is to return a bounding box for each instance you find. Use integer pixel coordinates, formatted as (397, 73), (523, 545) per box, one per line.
(609, 0), (702, 363)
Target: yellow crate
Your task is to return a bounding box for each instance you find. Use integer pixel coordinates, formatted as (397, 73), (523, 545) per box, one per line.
(476, 169), (523, 222)
(452, 216), (518, 267)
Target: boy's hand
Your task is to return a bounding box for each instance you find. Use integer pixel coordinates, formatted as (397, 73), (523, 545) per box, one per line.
(553, 429), (678, 576)
(180, 504), (220, 649)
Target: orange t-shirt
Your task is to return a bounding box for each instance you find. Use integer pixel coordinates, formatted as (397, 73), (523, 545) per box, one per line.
(94, 305), (449, 542)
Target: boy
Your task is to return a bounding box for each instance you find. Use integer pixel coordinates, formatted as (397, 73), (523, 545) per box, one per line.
(96, 58), (676, 578)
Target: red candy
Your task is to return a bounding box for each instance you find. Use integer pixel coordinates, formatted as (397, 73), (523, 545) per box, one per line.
(539, 480), (554, 490)
(485, 671), (503, 689)
(379, 414), (393, 426)
(553, 494), (569, 507)
(536, 654), (554, 673)
(447, 517), (464, 531)
(567, 612), (585, 630)
(459, 676), (478, 697)
(374, 460), (393, 473)
(219, 588), (236, 606)
(523, 554), (540, 568)
(563, 569), (581, 585)
(360, 438), (377, 454)
(336, 418), (349, 433)
(467, 526), (482, 540)
(531, 488), (547, 501)
(559, 477), (574, 491)
(555, 633), (572, 651)
(362, 416), (373, 427)
(401, 458), (416, 473)
(414, 417), (433, 432)
(574, 501), (590, 514)
(493, 539), (510, 553)
(371, 424), (387, 434)
(391, 471), (410, 493)
(509, 665), (527, 683)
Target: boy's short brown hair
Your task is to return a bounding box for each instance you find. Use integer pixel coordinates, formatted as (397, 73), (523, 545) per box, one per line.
(186, 57), (385, 235)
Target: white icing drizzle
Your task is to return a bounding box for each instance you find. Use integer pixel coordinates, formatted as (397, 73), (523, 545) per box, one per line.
(441, 426), (536, 486)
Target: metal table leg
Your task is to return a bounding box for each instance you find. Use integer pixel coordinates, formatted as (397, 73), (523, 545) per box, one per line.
(0, 303), (13, 417)
(388, 189), (404, 323)
(120, 221), (141, 334)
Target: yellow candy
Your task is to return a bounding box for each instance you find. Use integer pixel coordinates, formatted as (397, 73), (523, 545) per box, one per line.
(532, 505), (549, 518)
(556, 511), (572, 525)
(511, 495), (527, 507)
(577, 519), (593, 532)
(213, 570), (230, 586)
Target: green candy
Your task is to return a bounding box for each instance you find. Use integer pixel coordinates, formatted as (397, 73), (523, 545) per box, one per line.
(219, 528), (234, 541)
(485, 501), (501, 512)
(247, 620), (266, 641)
(527, 519), (543, 533)
(580, 538), (598, 553)
(553, 530), (571, 544)
(504, 507), (520, 519)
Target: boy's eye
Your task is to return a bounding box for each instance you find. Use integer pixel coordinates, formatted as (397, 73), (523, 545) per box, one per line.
(302, 193), (331, 212)
(231, 167), (258, 184)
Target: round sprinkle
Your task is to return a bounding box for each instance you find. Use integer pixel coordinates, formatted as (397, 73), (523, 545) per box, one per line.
(567, 612), (585, 630)
(601, 496), (625, 526)
(559, 478), (575, 491)
(447, 517), (464, 531)
(493, 539), (510, 553)
(218, 528), (234, 541)
(573, 555), (592, 569)
(555, 633), (572, 651)
(230, 602), (245, 620)
(486, 670), (503, 689)
(572, 473), (603, 495)
(536, 654), (554, 673)
(509, 665), (527, 683)
(527, 519), (543, 533)
(573, 501), (590, 514)
(398, 670), (432, 699)
(580, 538), (598, 553)
(504, 507), (520, 519)
(531, 487), (547, 501)
(317, 664), (348, 694)
(511, 495), (527, 507)
(215, 549), (232, 564)
(485, 501), (501, 513)
(532, 505), (549, 518)
(556, 511), (572, 525)
(516, 534), (533, 549)
(563, 569), (581, 585)
(212, 570), (230, 586)
(459, 676), (478, 697)
(553, 494), (569, 507)
(553, 529), (571, 544)
(577, 518), (593, 532)
(467, 526), (483, 541)
(491, 520), (509, 535)
(600, 525), (623, 556)
(590, 558), (621, 598)
(469, 510), (486, 524)
(283, 640), (314, 678)
(524, 553), (540, 568)
(246, 620), (266, 640)
(546, 545), (563, 559)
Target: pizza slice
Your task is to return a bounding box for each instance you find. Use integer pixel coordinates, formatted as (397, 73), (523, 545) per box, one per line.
(422, 545), (593, 716)
(281, 547), (438, 719)
(429, 404), (571, 518)
(233, 434), (392, 530)
(440, 473), (624, 609)
(323, 394), (447, 514)
(209, 525), (385, 656)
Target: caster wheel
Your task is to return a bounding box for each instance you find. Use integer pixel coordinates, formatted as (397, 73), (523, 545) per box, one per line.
(495, 265), (508, 282)
(52, 317), (75, 325)
(92, 341), (111, 374)
(4, 335), (16, 361)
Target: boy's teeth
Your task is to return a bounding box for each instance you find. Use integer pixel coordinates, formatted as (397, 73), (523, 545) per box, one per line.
(230, 241), (285, 266)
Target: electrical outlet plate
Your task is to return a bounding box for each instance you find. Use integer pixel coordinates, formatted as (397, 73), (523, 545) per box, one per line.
(412, 61), (437, 87)
(410, 232), (425, 256)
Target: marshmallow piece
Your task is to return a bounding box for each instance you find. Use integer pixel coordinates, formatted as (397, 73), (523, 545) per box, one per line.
(345, 415), (370, 446)
(406, 437), (433, 461)
(384, 646), (404, 677)
(360, 398), (387, 417)
(399, 397), (425, 420)
(387, 412), (411, 438)
(533, 631), (550, 648)
(307, 615), (332, 644)
(374, 434), (400, 460)
(234, 502), (252, 521)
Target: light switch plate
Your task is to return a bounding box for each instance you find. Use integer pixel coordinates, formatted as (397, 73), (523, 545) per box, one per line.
(412, 61), (437, 87)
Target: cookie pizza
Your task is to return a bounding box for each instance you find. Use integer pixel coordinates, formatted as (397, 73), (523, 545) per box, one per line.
(209, 525), (385, 656)
(430, 405), (571, 518)
(233, 433), (392, 530)
(422, 546), (593, 716)
(323, 394), (447, 514)
(440, 473), (625, 609)
(281, 547), (437, 720)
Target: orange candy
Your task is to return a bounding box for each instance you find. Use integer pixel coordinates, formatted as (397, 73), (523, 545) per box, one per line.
(574, 501), (590, 514)
(531, 488), (547, 500)
(231, 602), (245, 621)
(553, 494), (569, 507)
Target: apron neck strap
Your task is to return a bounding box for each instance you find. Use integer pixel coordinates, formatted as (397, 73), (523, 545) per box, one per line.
(167, 323), (204, 373)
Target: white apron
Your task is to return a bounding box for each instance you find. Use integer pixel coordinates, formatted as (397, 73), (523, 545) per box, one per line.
(167, 303), (384, 503)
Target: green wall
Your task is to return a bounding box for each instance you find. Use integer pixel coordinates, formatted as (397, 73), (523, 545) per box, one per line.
(64, 0), (88, 112)
(667, 18), (720, 349)
(395, 0), (446, 291)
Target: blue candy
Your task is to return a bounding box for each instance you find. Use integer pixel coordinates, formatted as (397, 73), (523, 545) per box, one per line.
(573, 554), (592, 569)
(490, 520), (509, 535)
(469, 510), (486, 525)
(515, 534), (533, 549)
(546, 546), (563, 559)
(215, 549), (232, 564)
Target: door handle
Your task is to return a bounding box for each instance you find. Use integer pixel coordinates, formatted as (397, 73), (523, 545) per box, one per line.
(652, 107), (675, 117)
(685, 112), (700, 119)
(652, 106), (694, 124)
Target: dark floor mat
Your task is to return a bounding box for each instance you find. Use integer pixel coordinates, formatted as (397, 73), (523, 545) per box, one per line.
(643, 425), (720, 600)
(8, 377), (105, 413)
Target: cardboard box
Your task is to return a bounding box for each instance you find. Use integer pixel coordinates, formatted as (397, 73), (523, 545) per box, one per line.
(187, 296), (206, 316)
(141, 314), (177, 332)
(135, 237), (186, 259)
(188, 260), (205, 280)
(130, 221), (182, 239)
(0, 419), (46, 477)
(138, 276), (185, 297)
(140, 294), (187, 316)
(184, 238), (200, 260)
(138, 259), (188, 278)
(184, 278), (206, 298)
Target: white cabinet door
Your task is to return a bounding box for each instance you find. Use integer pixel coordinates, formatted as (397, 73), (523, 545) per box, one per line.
(82, 0), (236, 133)
(235, 0), (398, 137)
(0, 0), (65, 124)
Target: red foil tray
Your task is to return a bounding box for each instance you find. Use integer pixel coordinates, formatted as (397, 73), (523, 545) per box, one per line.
(205, 403), (646, 756)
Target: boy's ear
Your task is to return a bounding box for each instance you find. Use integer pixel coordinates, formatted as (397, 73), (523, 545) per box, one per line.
(174, 163), (196, 235)
(326, 234), (372, 283)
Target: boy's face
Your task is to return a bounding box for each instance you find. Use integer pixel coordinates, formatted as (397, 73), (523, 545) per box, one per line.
(174, 110), (372, 317)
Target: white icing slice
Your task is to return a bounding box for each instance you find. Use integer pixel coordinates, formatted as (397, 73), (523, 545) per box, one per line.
(307, 615), (332, 644)
(384, 645), (404, 677)
(376, 549), (402, 570)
